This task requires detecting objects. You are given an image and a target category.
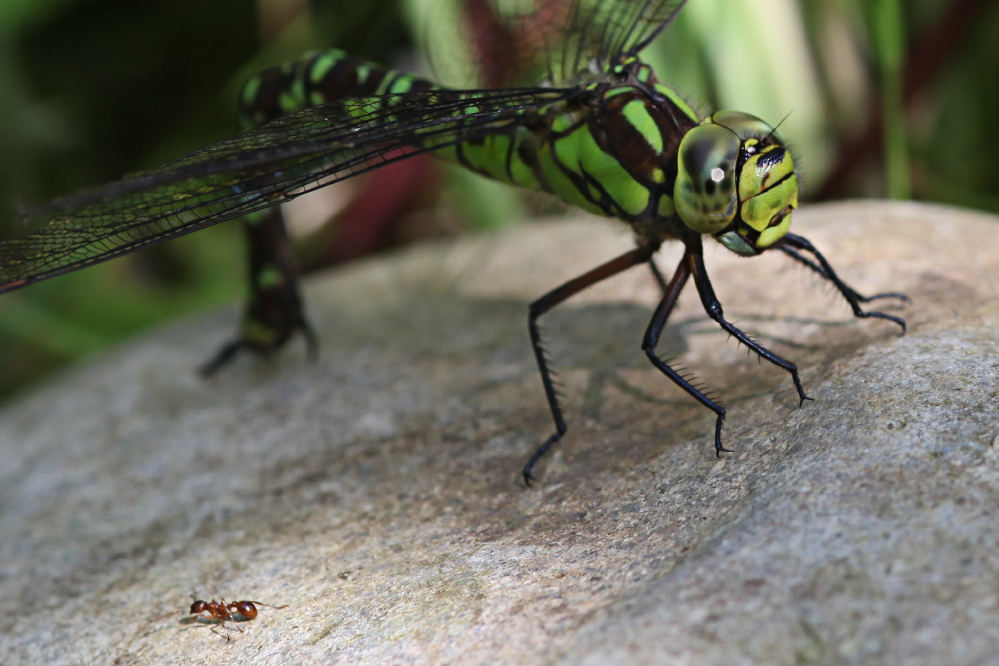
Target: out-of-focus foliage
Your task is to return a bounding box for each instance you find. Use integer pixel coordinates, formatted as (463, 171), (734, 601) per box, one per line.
(0, 0), (256, 397)
(0, 0), (995, 400)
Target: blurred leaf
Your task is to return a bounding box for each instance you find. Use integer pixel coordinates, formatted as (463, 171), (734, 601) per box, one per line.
(0, 0), (82, 34)
(684, 0), (831, 190)
(871, 0), (911, 199)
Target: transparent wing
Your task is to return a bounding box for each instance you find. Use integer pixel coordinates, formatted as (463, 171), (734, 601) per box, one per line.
(438, 0), (687, 87)
(532, 0), (689, 83)
(0, 86), (577, 293)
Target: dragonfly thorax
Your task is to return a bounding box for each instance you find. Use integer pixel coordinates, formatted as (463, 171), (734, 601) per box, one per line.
(674, 111), (799, 256)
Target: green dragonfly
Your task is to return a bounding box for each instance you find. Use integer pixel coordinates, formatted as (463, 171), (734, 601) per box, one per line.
(0, 0), (905, 482)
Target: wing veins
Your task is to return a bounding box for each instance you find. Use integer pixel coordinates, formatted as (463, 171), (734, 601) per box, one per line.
(0, 86), (580, 291)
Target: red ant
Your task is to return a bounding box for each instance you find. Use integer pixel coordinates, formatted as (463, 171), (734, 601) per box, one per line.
(186, 596), (288, 641)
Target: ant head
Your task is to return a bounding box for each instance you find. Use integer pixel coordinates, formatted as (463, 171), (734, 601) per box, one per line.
(189, 599), (209, 614)
(231, 601), (259, 620)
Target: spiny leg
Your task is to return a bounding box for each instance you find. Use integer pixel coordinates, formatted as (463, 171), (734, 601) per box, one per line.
(199, 207), (317, 376)
(690, 244), (812, 407)
(780, 233), (907, 331)
(523, 244), (658, 484)
(641, 248), (729, 455)
(779, 246), (906, 304)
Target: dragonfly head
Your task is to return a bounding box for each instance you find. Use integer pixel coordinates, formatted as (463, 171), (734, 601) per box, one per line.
(673, 111), (799, 256)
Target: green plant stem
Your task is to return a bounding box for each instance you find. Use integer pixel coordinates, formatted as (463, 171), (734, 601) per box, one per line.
(873, 0), (911, 200)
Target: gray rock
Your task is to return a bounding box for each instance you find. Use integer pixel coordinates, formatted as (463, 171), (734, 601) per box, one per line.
(1, 201), (997, 665)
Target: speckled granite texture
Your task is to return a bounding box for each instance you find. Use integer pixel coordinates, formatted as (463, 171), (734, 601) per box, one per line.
(2, 201), (997, 665)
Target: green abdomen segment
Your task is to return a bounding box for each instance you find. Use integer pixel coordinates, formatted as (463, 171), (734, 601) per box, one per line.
(548, 85), (697, 222)
(241, 51), (700, 226)
(240, 49), (438, 129)
(449, 83), (699, 224)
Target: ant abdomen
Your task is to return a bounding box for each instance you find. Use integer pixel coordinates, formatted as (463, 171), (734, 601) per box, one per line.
(230, 601), (258, 620)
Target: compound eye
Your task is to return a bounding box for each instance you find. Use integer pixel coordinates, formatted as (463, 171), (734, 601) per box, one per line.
(674, 124), (740, 234)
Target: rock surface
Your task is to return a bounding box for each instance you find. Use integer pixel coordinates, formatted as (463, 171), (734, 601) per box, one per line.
(1, 201), (998, 665)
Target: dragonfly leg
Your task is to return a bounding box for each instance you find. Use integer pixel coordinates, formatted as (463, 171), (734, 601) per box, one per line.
(649, 259), (669, 294)
(200, 207), (316, 376)
(641, 247), (730, 456)
(523, 244), (658, 485)
(779, 233), (907, 331)
(689, 243), (812, 407)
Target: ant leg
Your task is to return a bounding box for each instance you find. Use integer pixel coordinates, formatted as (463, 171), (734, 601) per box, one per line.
(779, 233), (907, 331)
(522, 244), (659, 484)
(641, 248), (729, 455)
(216, 618), (243, 641)
(218, 599), (244, 636)
(210, 624), (233, 642)
(689, 245), (812, 407)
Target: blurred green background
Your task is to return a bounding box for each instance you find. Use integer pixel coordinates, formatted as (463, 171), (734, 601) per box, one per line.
(0, 0), (995, 401)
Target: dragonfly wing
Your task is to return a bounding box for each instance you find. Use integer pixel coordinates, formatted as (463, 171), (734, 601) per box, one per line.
(542, 0), (689, 80)
(611, 0), (689, 60)
(447, 0), (688, 87)
(0, 86), (577, 293)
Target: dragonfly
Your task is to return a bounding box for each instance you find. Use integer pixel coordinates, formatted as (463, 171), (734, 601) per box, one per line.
(0, 0), (906, 483)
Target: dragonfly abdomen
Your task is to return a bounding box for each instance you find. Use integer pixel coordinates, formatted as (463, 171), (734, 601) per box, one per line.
(455, 82), (700, 230)
(239, 51), (558, 212)
(239, 49), (437, 130)
(238, 50), (701, 235)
